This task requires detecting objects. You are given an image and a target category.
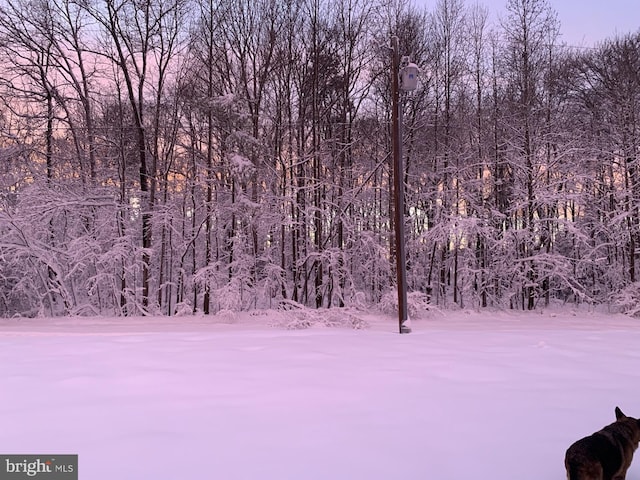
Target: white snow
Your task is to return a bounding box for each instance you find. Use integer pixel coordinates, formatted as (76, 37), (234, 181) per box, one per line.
(2, 308), (640, 479)
(228, 152), (254, 173)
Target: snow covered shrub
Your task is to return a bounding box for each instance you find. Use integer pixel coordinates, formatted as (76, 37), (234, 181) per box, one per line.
(215, 309), (238, 324)
(0, 263), (39, 317)
(266, 300), (309, 329)
(270, 302), (368, 330)
(379, 290), (434, 319)
(173, 302), (194, 317)
(258, 263), (287, 309)
(214, 279), (243, 311)
(321, 309), (368, 329)
(282, 312), (314, 330)
(612, 282), (640, 317)
(343, 291), (368, 310)
(349, 231), (391, 303)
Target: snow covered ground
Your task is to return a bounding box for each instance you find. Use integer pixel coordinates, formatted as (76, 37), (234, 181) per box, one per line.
(2, 308), (640, 479)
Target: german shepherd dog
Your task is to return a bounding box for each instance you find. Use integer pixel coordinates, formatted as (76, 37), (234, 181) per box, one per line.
(565, 407), (640, 480)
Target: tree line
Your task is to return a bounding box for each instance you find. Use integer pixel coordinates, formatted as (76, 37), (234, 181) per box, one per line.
(0, 0), (638, 317)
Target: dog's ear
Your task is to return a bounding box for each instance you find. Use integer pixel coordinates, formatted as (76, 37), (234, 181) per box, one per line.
(615, 407), (626, 420)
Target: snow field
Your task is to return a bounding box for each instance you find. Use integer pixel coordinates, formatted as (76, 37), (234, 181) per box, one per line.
(1, 310), (639, 479)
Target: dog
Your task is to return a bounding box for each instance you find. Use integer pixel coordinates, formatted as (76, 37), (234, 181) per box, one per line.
(565, 407), (640, 480)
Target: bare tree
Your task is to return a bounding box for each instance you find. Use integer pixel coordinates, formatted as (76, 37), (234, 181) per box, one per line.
(79, 0), (185, 313)
(501, 0), (559, 309)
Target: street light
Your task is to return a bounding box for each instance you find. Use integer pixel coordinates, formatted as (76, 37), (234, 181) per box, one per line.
(391, 36), (418, 334)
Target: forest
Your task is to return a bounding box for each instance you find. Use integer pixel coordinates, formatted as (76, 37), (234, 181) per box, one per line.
(0, 0), (638, 317)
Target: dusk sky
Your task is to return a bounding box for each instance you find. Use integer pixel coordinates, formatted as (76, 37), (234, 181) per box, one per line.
(527, 0), (638, 46)
(420, 0), (639, 47)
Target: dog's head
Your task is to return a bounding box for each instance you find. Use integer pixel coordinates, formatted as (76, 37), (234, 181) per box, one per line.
(615, 406), (640, 448)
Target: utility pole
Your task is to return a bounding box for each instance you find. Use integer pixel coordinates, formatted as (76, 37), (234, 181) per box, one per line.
(391, 36), (418, 334)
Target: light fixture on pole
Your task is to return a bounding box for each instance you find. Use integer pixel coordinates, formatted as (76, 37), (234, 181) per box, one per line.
(391, 37), (419, 334)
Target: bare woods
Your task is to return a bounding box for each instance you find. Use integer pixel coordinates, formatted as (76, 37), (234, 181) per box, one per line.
(0, 0), (638, 317)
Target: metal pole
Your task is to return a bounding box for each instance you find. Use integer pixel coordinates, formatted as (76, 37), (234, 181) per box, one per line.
(391, 36), (410, 334)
